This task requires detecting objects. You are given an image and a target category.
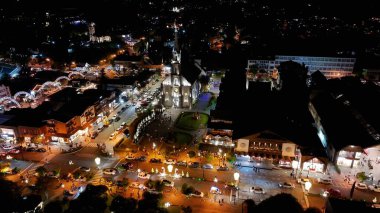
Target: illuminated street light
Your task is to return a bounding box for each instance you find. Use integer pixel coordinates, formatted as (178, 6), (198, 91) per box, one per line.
(305, 181), (312, 194)
(234, 172), (240, 182)
(95, 157), (101, 169)
(292, 160), (299, 179)
(214, 176), (218, 183)
(167, 164), (173, 173)
(137, 169), (141, 173)
(164, 202), (171, 208)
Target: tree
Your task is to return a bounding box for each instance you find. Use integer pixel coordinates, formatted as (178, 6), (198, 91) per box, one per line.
(44, 200), (64, 213)
(66, 184), (108, 213)
(35, 166), (47, 177)
(187, 151), (196, 158)
(242, 199), (256, 213)
(256, 193), (303, 213)
(0, 178), (21, 212)
(110, 195), (137, 213)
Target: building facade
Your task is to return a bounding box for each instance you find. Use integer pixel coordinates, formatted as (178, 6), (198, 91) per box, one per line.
(248, 55), (356, 79)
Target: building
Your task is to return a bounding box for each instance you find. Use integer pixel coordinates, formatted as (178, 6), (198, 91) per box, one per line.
(309, 77), (380, 181)
(161, 20), (193, 109)
(248, 55), (356, 79)
(0, 62), (21, 78)
(0, 84), (11, 98)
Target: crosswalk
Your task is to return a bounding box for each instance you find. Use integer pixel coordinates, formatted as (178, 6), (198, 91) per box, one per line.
(88, 170), (105, 185)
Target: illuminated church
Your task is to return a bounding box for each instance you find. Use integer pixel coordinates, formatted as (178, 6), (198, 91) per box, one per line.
(161, 21), (192, 108)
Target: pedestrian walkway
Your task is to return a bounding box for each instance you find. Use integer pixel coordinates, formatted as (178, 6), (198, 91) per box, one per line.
(88, 170), (104, 185)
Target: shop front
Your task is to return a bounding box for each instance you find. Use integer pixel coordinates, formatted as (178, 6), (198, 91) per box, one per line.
(302, 157), (327, 173)
(69, 128), (88, 144)
(0, 127), (17, 144)
(336, 149), (362, 168)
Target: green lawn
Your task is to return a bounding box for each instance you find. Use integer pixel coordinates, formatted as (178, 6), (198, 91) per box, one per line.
(175, 112), (209, 131)
(174, 132), (193, 146)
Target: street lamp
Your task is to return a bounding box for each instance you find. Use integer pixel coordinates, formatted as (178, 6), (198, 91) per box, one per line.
(214, 176), (218, 183)
(95, 157), (101, 169)
(305, 181), (312, 194)
(292, 160), (299, 179)
(167, 164), (173, 173)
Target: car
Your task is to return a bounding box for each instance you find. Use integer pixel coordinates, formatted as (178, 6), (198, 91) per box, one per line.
(355, 182), (368, 190)
(188, 162), (200, 168)
(26, 147), (36, 152)
(368, 185), (380, 192)
(36, 148), (47, 152)
(210, 186), (222, 194)
(297, 178), (311, 184)
(250, 186), (266, 194)
(176, 161), (187, 167)
(190, 190), (204, 198)
(279, 182), (295, 188)
(225, 182), (239, 190)
(217, 166), (229, 171)
(109, 133), (117, 140)
(202, 164), (214, 169)
(103, 168), (117, 175)
(91, 132), (98, 139)
(164, 159), (176, 165)
(129, 182), (145, 189)
(136, 156), (147, 161)
(115, 117), (121, 122)
(116, 126), (123, 132)
(125, 154), (135, 160)
(121, 162), (133, 170)
(1, 144), (14, 150)
(318, 177), (333, 184)
(149, 158), (162, 163)
(79, 166), (91, 172)
(121, 122), (127, 126)
(321, 188), (342, 198)
(8, 149), (20, 154)
(162, 179), (174, 187)
(138, 172), (150, 179)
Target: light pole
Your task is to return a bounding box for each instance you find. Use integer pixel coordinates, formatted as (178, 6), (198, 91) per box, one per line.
(234, 172), (240, 204)
(95, 157), (101, 170)
(292, 160), (299, 179)
(153, 142), (156, 158)
(167, 164), (173, 176)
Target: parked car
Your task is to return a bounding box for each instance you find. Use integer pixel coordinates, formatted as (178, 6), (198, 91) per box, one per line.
(250, 186), (266, 194)
(202, 164), (213, 169)
(176, 161), (187, 167)
(217, 166), (229, 171)
(138, 172), (150, 179)
(149, 158), (162, 163)
(109, 133), (117, 140)
(188, 162), (200, 168)
(162, 179), (174, 187)
(115, 116), (121, 122)
(164, 159), (176, 165)
(368, 185), (380, 192)
(79, 166), (91, 172)
(103, 168), (117, 175)
(297, 178), (311, 184)
(8, 149), (20, 154)
(125, 154), (135, 160)
(91, 132), (98, 139)
(224, 182), (239, 190)
(279, 182), (295, 188)
(136, 156), (147, 161)
(36, 148), (47, 152)
(26, 147), (36, 152)
(121, 122), (127, 126)
(317, 177), (333, 184)
(129, 182), (145, 189)
(355, 182), (368, 190)
(210, 186), (222, 194)
(190, 190), (204, 198)
(121, 162), (133, 170)
(321, 188), (342, 198)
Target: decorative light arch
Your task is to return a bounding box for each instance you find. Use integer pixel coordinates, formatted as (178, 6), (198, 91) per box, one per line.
(55, 76), (71, 83)
(0, 97), (21, 108)
(14, 91), (33, 100)
(68, 72), (85, 79)
(39, 81), (61, 92)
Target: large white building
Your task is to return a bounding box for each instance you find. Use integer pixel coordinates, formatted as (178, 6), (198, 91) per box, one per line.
(248, 55), (356, 79)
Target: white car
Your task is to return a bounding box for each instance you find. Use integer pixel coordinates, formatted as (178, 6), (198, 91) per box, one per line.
(109, 133), (117, 140)
(297, 178), (311, 184)
(210, 186), (222, 194)
(164, 159), (176, 165)
(317, 177), (333, 184)
(355, 183), (368, 190)
(125, 154), (135, 160)
(202, 164), (214, 169)
(190, 190), (204, 198)
(279, 182), (295, 189)
(138, 172), (150, 179)
(368, 185), (380, 192)
(250, 186), (266, 194)
(121, 122), (127, 126)
(103, 168), (117, 175)
(129, 182), (145, 189)
(1, 144), (14, 150)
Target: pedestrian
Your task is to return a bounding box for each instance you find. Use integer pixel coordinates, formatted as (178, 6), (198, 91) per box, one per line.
(222, 199), (224, 203)
(218, 199), (221, 205)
